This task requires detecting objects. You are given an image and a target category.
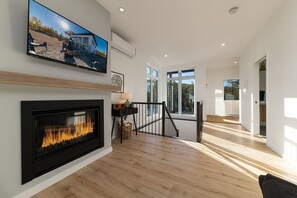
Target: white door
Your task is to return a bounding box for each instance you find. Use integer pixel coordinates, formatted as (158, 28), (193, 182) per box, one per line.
(253, 61), (260, 135)
(253, 57), (268, 136)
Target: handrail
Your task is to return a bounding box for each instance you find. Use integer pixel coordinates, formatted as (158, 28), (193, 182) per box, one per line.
(132, 101), (179, 138)
(164, 105), (179, 137)
(162, 101), (165, 136)
(132, 102), (163, 105)
(136, 118), (162, 131)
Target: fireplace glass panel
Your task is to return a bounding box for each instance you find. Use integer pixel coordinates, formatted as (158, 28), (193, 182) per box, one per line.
(33, 109), (98, 160)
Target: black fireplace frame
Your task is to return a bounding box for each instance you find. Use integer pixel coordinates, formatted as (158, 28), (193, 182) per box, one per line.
(21, 100), (104, 184)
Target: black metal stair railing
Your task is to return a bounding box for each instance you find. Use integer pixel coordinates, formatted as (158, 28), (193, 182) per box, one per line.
(164, 104), (179, 137)
(132, 101), (203, 142)
(196, 101), (204, 142)
(132, 101), (179, 138)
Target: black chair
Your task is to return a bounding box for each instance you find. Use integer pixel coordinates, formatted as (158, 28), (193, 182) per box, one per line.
(259, 174), (297, 198)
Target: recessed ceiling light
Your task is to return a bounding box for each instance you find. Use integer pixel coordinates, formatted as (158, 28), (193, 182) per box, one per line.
(164, 54), (168, 58)
(229, 7), (239, 15)
(119, 7), (125, 13)
(234, 61), (238, 64)
(221, 43), (226, 47)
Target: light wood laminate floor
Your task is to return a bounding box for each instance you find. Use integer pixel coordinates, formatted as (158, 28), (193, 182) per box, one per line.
(34, 122), (297, 198)
(207, 115), (240, 124)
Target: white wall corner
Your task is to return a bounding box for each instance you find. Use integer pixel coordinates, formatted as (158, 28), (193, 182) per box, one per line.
(266, 141), (283, 158)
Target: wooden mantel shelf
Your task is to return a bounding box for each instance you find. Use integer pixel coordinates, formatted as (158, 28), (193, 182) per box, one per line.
(0, 71), (121, 92)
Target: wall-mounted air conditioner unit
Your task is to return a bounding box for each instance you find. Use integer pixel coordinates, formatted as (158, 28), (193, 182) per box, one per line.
(111, 32), (136, 58)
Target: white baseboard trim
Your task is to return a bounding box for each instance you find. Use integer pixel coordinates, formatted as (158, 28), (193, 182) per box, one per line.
(266, 141), (283, 157)
(241, 122), (250, 132)
(14, 147), (113, 198)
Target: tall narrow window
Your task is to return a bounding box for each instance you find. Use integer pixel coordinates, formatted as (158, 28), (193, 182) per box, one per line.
(146, 66), (159, 103)
(167, 69), (195, 115)
(224, 79), (239, 100)
(152, 79), (158, 102)
(147, 77), (151, 103)
(167, 79), (179, 113)
(147, 66), (159, 116)
(182, 79), (194, 114)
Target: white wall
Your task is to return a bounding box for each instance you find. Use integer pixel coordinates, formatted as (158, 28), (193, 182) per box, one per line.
(240, 0), (297, 170)
(111, 49), (161, 103)
(0, 0), (112, 197)
(174, 120), (197, 141)
(206, 66), (239, 116)
(110, 49), (161, 138)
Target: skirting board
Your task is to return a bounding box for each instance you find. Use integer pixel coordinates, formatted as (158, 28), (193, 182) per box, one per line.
(13, 147), (113, 198)
(241, 122), (251, 132)
(267, 141), (283, 158)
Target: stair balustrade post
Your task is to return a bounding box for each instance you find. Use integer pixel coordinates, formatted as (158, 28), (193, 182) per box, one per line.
(162, 101), (165, 136)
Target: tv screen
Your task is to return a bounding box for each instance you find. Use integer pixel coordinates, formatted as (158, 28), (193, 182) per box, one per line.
(27, 0), (108, 73)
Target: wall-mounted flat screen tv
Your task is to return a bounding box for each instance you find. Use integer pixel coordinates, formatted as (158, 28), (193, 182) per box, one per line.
(27, 0), (108, 73)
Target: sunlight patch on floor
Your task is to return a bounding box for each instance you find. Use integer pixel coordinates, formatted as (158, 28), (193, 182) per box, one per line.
(205, 123), (265, 142)
(178, 122), (297, 184)
(222, 119), (239, 124)
(178, 139), (259, 181)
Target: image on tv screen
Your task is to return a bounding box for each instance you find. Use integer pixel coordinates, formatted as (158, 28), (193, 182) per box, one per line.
(27, 0), (108, 73)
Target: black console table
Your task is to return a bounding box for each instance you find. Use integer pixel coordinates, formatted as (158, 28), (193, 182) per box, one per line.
(111, 107), (138, 143)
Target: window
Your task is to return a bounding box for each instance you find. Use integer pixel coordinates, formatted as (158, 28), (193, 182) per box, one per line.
(83, 37), (89, 44)
(146, 66), (159, 103)
(147, 77), (151, 103)
(182, 79), (194, 114)
(147, 66), (159, 116)
(224, 79), (239, 100)
(167, 69), (195, 115)
(167, 80), (179, 113)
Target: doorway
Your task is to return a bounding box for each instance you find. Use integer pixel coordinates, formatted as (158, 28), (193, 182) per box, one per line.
(253, 57), (267, 136)
(259, 59), (266, 137)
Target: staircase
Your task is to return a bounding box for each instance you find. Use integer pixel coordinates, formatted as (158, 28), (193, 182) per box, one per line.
(132, 101), (204, 142)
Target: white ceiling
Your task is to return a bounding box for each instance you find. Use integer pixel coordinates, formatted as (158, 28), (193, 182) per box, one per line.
(97, 0), (284, 67)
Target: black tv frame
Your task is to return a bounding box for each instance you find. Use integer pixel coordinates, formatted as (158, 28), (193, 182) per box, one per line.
(27, 0), (108, 74)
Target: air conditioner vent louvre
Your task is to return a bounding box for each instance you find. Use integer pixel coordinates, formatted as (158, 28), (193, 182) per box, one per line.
(111, 33), (136, 58)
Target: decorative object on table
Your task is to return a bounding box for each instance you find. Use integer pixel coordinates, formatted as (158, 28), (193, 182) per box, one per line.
(111, 71), (124, 93)
(112, 103), (125, 110)
(121, 93), (132, 107)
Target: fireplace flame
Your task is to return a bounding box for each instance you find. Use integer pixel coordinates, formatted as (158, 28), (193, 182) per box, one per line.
(41, 117), (94, 148)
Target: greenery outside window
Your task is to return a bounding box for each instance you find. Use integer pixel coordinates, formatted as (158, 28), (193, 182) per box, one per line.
(167, 69), (195, 115)
(224, 79), (239, 100)
(147, 66), (159, 116)
(167, 79), (179, 113)
(147, 66), (158, 103)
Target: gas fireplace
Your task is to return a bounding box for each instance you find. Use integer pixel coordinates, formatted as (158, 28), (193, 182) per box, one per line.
(21, 100), (104, 184)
